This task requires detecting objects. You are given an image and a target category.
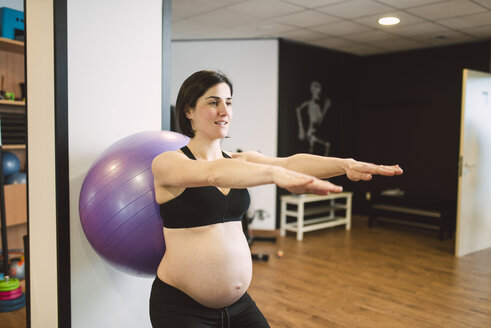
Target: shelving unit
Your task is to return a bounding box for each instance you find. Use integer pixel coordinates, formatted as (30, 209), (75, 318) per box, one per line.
(0, 35), (26, 250)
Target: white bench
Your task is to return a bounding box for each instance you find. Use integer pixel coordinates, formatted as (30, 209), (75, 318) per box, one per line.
(280, 192), (353, 241)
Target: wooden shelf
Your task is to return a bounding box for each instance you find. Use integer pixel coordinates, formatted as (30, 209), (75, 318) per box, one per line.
(0, 37), (24, 54)
(0, 101), (25, 114)
(0, 99), (25, 106)
(3, 144), (25, 150)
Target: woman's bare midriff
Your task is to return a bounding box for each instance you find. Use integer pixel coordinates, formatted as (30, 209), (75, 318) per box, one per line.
(156, 221), (252, 309)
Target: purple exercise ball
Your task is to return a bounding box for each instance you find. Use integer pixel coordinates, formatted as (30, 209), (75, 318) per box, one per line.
(79, 130), (189, 277)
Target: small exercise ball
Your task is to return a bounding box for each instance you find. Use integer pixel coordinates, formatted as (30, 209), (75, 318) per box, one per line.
(9, 258), (25, 280)
(5, 172), (26, 185)
(2, 152), (21, 177)
(79, 130), (189, 277)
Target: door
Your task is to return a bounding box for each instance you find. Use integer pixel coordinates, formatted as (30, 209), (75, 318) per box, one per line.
(456, 69), (491, 257)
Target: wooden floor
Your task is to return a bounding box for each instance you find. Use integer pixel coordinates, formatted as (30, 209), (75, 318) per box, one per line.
(248, 216), (491, 328)
(2, 216), (490, 327)
(0, 306), (25, 328)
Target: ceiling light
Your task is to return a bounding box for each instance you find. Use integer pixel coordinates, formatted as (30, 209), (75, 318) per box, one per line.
(378, 17), (400, 26)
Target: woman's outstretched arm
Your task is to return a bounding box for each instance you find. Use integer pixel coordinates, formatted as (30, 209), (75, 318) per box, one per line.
(152, 151), (343, 196)
(231, 151), (403, 181)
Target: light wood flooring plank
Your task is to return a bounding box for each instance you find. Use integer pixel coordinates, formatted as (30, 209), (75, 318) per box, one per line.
(248, 216), (491, 328)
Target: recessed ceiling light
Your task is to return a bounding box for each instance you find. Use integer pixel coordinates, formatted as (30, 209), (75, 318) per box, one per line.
(378, 17), (400, 26)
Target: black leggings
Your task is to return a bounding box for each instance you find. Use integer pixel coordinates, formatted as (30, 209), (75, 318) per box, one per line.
(149, 277), (270, 328)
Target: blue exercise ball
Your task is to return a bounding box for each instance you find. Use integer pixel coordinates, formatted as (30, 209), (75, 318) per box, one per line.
(5, 172), (27, 185)
(2, 152), (21, 177)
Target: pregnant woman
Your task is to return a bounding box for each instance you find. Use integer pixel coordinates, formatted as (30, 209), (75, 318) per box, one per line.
(149, 70), (402, 328)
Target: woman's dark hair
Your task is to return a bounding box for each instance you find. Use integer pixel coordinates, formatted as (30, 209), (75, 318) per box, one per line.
(175, 70), (233, 138)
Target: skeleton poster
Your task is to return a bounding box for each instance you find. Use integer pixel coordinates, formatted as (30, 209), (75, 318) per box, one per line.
(295, 81), (331, 156)
(278, 39), (355, 160)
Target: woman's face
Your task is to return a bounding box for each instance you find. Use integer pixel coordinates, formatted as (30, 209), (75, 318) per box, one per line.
(186, 82), (232, 140)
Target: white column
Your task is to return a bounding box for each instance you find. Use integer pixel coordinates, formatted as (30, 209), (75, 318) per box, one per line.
(26, 0), (58, 326)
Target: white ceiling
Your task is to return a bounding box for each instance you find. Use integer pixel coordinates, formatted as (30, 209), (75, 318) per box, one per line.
(171, 0), (491, 55)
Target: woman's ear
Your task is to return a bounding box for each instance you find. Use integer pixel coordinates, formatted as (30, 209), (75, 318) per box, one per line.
(185, 106), (193, 119)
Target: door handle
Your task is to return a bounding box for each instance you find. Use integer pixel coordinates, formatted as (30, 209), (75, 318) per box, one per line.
(459, 157), (476, 177)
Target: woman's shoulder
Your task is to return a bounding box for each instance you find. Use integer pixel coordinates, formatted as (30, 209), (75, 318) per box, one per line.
(152, 149), (188, 168)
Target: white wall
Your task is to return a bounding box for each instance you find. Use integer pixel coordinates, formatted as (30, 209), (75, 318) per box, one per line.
(171, 39), (279, 230)
(0, 0), (23, 11)
(26, 0), (57, 326)
(68, 0), (162, 327)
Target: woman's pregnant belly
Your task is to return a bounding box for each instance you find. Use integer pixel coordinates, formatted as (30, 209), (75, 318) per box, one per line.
(157, 221), (252, 309)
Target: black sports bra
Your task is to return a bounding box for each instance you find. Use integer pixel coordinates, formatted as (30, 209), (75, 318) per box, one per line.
(159, 146), (250, 229)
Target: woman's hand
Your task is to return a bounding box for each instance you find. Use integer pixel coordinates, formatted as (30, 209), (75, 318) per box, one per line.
(343, 159), (403, 182)
(272, 167), (342, 195)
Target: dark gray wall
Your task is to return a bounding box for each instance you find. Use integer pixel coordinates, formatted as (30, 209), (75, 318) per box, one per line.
(278, 39), (358, 160)
(277, 39), (491, 220)
(351, 41), (491, 212)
